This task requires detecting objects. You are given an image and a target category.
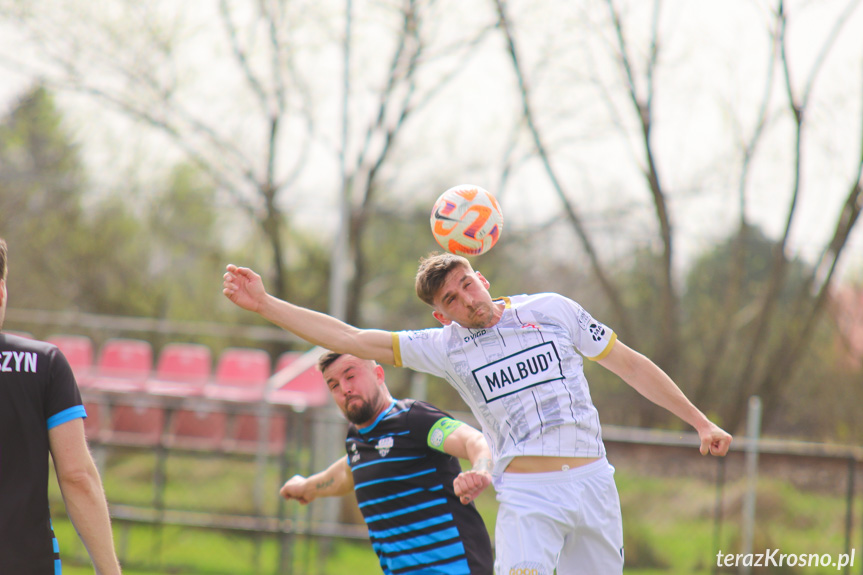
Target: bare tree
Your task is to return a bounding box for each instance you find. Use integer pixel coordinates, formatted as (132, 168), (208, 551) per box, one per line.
(337, 0), (497, 325)
(0, 0), (320, 298)
(692, 1), (783, 409)
(491, 0), (863, 431)
(492, 0), (636, 340)
(589, 0), (863, 432)
(724, 0), (863, 430)
(493, 0), (676, 428)
(601, 0), (680, 377)
(0, 0), (498, 319)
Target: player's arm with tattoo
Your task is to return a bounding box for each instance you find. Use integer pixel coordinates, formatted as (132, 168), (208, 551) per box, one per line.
(442, 424), (493, 505)
(279, 456), (355, 504)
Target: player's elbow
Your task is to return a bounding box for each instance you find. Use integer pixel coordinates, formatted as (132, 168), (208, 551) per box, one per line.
(56, 462), (102, 495)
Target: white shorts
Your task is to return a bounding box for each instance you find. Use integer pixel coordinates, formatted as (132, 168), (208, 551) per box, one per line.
(493, 458), (624, 575)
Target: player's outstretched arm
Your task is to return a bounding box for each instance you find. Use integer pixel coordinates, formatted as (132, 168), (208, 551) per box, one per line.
(49, 419), (122, 575)
(598, 341), (733, 456)
(223, 264), (395, 365)
(443, 425), (493, 505)
(280, 456), (355, 504)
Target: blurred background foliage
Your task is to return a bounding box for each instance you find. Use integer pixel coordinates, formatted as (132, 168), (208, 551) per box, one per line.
(2, 0), (863, 448)
(1, 83), (860, 444)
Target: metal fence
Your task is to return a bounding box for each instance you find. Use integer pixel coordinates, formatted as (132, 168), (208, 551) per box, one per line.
(11, 309), (861, 574)
(45, 400), (863, 575)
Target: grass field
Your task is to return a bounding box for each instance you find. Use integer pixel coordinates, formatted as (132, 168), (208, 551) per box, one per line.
(52, 449), (861, 575)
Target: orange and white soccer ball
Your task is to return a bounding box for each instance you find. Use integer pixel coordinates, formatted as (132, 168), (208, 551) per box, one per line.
(430, 185), (503, 256)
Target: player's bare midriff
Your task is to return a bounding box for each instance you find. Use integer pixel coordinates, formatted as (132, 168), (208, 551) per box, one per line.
(505, 455), (601, 473)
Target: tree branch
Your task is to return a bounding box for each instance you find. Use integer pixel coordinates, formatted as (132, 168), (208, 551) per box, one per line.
(694, 2), (781, 408)
(728, 0), (863, 430)
(494, 0), (635, 338)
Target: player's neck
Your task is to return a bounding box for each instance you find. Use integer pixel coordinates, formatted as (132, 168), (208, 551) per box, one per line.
(485, 301), (505, 327)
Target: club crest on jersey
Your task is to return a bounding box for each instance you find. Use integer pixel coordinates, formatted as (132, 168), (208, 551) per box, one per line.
(472, 341), (564, 403)
(376, 436), (394, 457)
(430, 428), (445, 448)
(350, 442), (360, 463)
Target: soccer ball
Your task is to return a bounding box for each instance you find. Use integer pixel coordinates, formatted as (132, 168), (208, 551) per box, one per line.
(430, 185), (503, 256)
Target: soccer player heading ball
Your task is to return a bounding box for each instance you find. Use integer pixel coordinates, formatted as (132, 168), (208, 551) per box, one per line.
(224, 238), (731, 575)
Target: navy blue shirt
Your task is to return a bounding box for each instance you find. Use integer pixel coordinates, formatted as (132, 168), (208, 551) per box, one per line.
(0, 333), (87, 575)
(347, 398), (493, 575)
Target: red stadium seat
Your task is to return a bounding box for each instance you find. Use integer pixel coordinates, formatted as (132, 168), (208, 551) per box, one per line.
(147, 343), (211, 397)
(149, 343), (216, 449)
(167, 404), (227, 451)
(108, 399), (165, 445)
(168, 347), (271, 451)
(229, 350), (329, 454)
(47, 334), (95, 387)
(201, 348), (274, 452)
(229, 408), (286, 454)
(269, 351), (330, 409)
(89, 339), (160, 444)
(204, 348), (271, 402)
(91, 338), (153, 393)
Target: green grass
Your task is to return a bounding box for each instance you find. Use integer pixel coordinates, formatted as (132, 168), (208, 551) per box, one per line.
(614, 471), (861, 575)
(52, 449), (861, 575)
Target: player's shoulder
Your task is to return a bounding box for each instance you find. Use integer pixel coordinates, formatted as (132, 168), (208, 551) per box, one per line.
(506, 292), (573, 308)
(0, 333), (58, 355)
(405, 398), (453, 421)
(398, 325), (443, 340)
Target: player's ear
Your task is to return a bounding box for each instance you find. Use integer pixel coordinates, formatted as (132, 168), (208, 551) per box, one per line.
(475, 271), (490, 290)
(432, 310), (452, 326)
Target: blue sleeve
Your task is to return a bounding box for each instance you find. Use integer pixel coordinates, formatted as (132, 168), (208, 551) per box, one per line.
(47, 405), (87, 430)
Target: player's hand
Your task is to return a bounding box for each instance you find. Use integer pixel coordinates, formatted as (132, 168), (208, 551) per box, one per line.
(453, 469), (491, 505)
(698, 423), (732, 456)
(280, 475), (314, 504)
(223, 265), (268, 313)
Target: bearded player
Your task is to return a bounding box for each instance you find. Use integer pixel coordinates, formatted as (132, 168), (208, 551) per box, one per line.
(223, 253), (731, 575)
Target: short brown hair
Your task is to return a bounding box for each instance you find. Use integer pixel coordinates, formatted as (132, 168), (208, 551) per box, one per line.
(415, 252), (472, 306)
(0, 237), (7, 282)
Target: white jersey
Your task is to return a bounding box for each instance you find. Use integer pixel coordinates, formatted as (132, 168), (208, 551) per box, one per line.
(393, 292), (617, 481)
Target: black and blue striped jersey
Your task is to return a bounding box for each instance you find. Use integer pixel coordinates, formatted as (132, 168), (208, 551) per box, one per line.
(347, 398), (493, 575)
(0, 333), (87, 575)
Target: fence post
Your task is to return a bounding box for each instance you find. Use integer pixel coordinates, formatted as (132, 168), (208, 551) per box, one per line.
(712, 456), (726, 575)
(845, 456), (856, 575)
(740, 395), (762, 575)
